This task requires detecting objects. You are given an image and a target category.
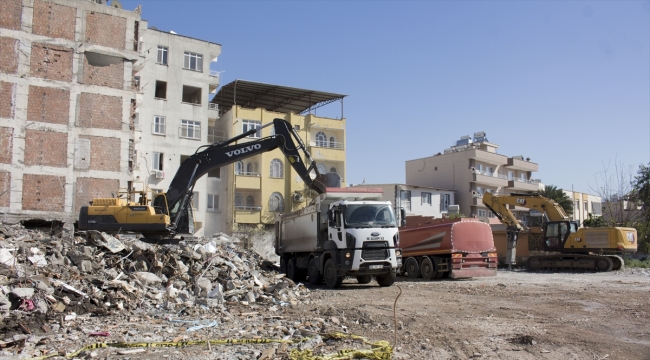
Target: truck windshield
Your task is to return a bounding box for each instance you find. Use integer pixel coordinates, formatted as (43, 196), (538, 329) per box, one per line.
(343, 204), (397, 228)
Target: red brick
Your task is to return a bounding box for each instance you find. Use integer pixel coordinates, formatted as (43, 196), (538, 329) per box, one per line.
(0, 37), (18, 74)
(74, 177), (118, 212)
(79, 135), (120, 172)
(85, 12), (126, 50)
(0, 0), (22, 31)
(0, 82), (14, 119)
(78, 93), (122, 129)
(33, 0), (76, 41)
(0, 127), (12, 164)
(24, 129), (68, 167)
(22, 174), (65, 212)
(27, 85), (70, 124)
(30, 43), (73, 82)
(0, 171), (10, 208)
(82, 56), (124, 89)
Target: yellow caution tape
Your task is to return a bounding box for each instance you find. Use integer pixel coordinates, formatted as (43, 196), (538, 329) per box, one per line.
(28, 332), (392, 360)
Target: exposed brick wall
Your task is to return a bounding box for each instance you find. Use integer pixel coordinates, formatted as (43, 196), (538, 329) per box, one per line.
(74, 177), (118, 212)
(27, 86), (70, 125)
(24, 129), (68, 168)
(79, 135), (120, 172)
(22, 174), (65, 212)
(0, 37), (18, 74)
(82, 57), (124, 89)
(78, 93), (122, 129)
(0, 82), (14, 119)
(30, 43), (73, 82)
(0, 0), (22, 31)
(0, 127), (13, 164)
(0, 171), (10, 208)
(33, 0), (76, 41)
(85, 12), (126, 50)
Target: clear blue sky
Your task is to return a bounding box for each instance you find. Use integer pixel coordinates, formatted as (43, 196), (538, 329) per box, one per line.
(120, 0), (650, 194)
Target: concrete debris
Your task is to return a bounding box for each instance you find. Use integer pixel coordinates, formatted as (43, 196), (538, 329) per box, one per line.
(0, 222), (329, 358)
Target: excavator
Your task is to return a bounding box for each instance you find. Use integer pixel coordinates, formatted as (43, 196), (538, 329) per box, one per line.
(482, 192), (637, 272)
(78, 118), (327, 238)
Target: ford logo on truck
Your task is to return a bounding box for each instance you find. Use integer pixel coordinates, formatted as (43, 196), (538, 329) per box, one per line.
(368, 232), (384, 240)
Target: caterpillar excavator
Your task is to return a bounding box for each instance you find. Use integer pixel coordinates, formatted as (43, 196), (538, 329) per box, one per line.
(483, 192), (637, 271)
(78, 118), (327, 238)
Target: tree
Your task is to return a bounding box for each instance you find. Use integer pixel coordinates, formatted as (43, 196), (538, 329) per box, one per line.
(539, 185), (573, 216)
(590, 158), (641, 227)
(633, 163), (650, 253)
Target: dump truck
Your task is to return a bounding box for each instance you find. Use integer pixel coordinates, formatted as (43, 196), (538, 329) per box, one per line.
(399, 216), (497, 279)
(275, 187), (403, 288)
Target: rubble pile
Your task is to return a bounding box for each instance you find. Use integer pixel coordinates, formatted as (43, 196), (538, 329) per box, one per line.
(0, 223), (361, 359)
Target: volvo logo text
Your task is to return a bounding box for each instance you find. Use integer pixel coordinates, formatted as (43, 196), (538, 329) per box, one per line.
(226, 144), (262, 157)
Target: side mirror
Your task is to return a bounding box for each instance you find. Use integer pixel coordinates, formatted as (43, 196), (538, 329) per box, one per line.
(400, 208), (407, 227)
(328, 220), (336, 228)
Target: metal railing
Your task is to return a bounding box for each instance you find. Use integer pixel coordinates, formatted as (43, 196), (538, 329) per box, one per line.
(208, 103), (218, 110)
(235, 171), (260, 177)
(475, 170), (508, 180)
(311, 140), (344, 150)
(234, 205), (261, 211)
(207, 128), (225, 143)
(209, 70), (220, 77)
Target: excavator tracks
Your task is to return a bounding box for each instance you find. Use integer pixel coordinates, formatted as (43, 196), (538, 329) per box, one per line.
(526, 254), (625, 272)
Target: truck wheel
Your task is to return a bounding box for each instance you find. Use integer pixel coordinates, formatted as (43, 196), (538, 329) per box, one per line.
(308, 258), (322, 285)
(356, 275), (372, 284)
(323, 258), (343, 288)
(420, 257), (437, 280)
(405, 257), (420, 279)
(376, 270), (396, 287)
(286, 258), (298, 281)
(595, 256), (613, 272)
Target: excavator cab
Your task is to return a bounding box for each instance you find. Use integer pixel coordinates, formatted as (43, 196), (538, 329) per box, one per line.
(543, 221), (579, 250)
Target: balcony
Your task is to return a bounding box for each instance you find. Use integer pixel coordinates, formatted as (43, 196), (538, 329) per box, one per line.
(235, 207), (261, 224)
(472, 171), (508, 187)
(207, 127), (225, 143)
(309, 142), (346, 162)
(507, 178), (541, 192)
(466, 149), (508, 166)
(310, 140), (344, 150)
(235, 173), (261, 189)
(507, 156), (538, 172)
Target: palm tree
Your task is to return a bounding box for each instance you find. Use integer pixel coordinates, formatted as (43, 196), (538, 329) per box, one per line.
(539, 185), (573, 216)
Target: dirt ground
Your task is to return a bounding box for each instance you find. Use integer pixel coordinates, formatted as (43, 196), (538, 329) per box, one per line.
(290, 268), (650, 360)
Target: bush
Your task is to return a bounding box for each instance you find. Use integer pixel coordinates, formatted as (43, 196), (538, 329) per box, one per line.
(625, 258), (650, 268)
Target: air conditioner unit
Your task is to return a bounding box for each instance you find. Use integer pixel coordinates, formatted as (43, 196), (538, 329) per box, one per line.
(292, 192), (304, 202)
(155, 170), (165, 179)
(448, 205), (460, 215)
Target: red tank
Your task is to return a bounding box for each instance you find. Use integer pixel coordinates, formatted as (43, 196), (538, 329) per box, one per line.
(399, 217), (497, 279)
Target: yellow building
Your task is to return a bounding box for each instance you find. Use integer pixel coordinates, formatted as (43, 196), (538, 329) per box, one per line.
(210, 81), (346, 230)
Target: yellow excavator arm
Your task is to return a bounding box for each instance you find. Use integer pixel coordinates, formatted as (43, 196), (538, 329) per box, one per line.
(482, 192), (569, 226)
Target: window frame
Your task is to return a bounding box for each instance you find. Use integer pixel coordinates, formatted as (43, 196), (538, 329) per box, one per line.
(440, 194), (450, 212)
(191, 191), (199, 210)
(180, 120), (201, 140)
(183, 52), (203, 72)
(153, 152), (164, 171)
(400, 190), (412, 211)
(421, 192), (432, 206)
(268, 192), (284, 212)
(153, 115), (165, 135)
(207, 194), (219, 212)
(156, 46), (168, 65)
(242, 120), (262, 138)
(315, 131), (327, 147)
(270, 159), (283, 178)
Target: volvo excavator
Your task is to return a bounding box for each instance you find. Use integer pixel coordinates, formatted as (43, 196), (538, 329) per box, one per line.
(78, 118), (327, 238)
(483, 192), (637, 272)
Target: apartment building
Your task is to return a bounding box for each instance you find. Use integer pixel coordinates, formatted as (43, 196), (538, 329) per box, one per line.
(210, 80), (346, 230)
(564, 190), (602, 224)
(350, 184), (456, 219)
(0, 0), (141, 227)
(405, 132), (541, 223)
(132, 27), (222, 236)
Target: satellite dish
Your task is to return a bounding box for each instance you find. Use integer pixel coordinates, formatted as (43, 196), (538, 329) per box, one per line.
(111, 0), (122, 9)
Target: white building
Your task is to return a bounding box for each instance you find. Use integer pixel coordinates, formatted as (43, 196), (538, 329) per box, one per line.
(133, 27), (224, 236)
(350, 184), (456, 219)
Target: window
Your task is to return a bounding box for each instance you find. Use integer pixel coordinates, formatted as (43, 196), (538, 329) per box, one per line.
(508, 171), (514, 180)
(584, 201), (588, 212)
(207, 194), (219, 211)
(575, 200), (580, 216)
(488, 211), (495, 218)
(316, 132), (327, 147)
(270, 159), (283, 178)
(234, 193), (243, 207)
(235, 161), (244, 175)
(317, 163), (327, 174)
(246, 162), (259, 175)
(181, 120), (201, 139)
(153, 116), (165, 135)
(243, 120), (261, 138)
(155, 80), (167, 99)
(478, 209), (487, 217)
(182, 85), (202, 105)
(208, 168), (220, 178)
(183, 52), (203, 72)
(269, 192), (284, 212)
(246, 195), (255, 207)
(156, 46), (168, 65)
(153, 152), (164, 171)
(400, 190), (411, 211)
(592, 202), (602, 215)
(192, 191), (199, 209)
(440, 194), (450, 212)
(477, 164), (484, 173)
(421, 192), (432, 205)
(476, 187), (485, 195)
(521, 173), (527, 181)
(487, 167), (494, 176)
(329, 136), (337, 148)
